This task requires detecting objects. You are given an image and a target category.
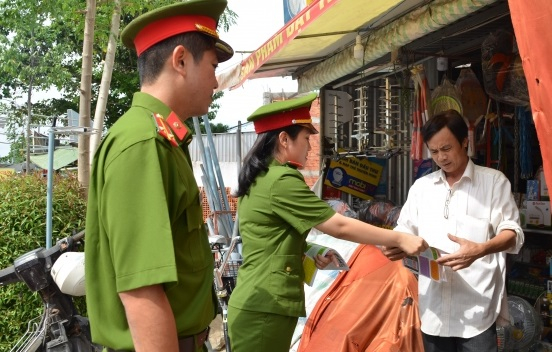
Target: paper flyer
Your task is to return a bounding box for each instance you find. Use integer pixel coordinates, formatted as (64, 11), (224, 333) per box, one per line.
(403, 247), (447, 282)
(303, 242), (349, 286)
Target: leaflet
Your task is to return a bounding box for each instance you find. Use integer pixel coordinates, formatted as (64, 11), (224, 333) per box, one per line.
(402, 246), (448, 282)
(303, 241), (349, 286)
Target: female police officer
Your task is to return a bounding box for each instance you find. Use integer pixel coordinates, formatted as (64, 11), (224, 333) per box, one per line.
(227, 93), (428, 351)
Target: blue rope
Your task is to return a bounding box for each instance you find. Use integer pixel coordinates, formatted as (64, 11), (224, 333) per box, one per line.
(518, 106), (533, 179)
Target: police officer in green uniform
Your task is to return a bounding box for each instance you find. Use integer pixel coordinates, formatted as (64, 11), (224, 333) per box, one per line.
(227, 93), (428, 352)
(84, 1), (233, 351)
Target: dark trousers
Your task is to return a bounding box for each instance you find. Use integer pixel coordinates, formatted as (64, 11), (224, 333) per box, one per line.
(422, 323), (498, 352)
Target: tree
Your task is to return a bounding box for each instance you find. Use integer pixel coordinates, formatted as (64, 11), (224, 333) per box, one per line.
(89, 0), (121, 165)
(0, 0), (78, 171)
(0, 1), (238, 183)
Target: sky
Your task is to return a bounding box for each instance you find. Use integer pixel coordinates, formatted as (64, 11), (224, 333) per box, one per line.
(0, 0), (299, 159)
(213, 0), (299, 131)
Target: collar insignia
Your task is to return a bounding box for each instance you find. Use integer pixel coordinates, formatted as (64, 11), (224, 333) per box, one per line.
(286, 161), (303, 169)
(166, 112), (189, 141)
(152, 113), (178, 147)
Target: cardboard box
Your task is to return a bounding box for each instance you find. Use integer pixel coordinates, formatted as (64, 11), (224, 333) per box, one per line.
(537, 168), (549, 201)
(526, 201), (551, 228)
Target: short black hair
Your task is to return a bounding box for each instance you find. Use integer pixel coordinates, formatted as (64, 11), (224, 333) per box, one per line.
(137, 32), (216, 86)
(421, 109), (468, 145)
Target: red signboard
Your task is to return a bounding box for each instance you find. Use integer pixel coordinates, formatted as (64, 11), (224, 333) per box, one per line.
(230, 0), (340, 90)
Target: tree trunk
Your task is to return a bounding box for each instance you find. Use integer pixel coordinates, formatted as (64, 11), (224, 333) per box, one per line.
(90, 0), (121, 164)
(78, 0), (96, 191)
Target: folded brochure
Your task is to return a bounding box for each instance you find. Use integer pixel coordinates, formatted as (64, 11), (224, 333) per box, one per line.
(403, 246), (447, 282)
(303, 241), (349, 286)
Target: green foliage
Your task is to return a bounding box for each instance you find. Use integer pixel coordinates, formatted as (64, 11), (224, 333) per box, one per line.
(0, 172), (87, 350)
(0, 0), (237, 156)
(0, 0), (76, 94)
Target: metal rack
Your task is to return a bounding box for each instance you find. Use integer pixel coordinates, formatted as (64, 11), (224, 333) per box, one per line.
(45, 125), (98, 248)
(327, 92), (344, 153)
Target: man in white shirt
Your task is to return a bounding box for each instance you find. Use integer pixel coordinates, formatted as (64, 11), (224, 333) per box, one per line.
(382, 109), (524, 352)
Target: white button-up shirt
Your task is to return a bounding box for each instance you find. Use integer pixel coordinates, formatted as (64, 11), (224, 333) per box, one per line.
(395, 159), (524, 338)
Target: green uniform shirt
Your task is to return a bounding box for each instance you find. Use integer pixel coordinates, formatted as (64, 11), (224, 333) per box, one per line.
(85, 92), (215, 349)
(228, 160), (335, 317)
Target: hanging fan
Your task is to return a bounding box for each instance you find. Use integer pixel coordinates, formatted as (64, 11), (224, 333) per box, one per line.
(497, 295), (543, 352)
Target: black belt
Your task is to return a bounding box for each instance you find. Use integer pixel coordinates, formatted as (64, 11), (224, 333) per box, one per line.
(106, 327), (210, 352)
(178, 327), (210, 352)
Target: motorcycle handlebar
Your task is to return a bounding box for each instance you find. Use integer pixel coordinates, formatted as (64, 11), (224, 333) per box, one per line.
(0, 229), (85, 288)
(0, 266), (18, 287)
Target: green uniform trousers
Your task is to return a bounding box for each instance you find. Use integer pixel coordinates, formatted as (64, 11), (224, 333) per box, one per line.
(228, 306), (298, 352)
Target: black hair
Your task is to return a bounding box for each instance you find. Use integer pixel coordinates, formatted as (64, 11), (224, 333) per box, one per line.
(421, 109), (468, 145)
(137, 32), (216, 86)
(357, 199), (395, 227)
(385, 206), (402, 228)
(236, 124), (304, 197)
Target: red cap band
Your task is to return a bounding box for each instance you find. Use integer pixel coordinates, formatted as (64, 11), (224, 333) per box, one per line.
(134, 15), (217, 56)
(253, 107), (312, 134)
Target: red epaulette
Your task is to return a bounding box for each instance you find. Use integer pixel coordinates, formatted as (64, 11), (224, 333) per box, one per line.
(152, 113), (178, 147)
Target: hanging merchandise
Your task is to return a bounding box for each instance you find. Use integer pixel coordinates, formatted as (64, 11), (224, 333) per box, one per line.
(517, 106), (533, 179)
(410, 65), (431, 161)
(488, 104), (515, 171)
(455, 68), (487, 157)
(477, 99), (496, 146)
(481, 29), (529, 106)
(431, 75), (463, 117)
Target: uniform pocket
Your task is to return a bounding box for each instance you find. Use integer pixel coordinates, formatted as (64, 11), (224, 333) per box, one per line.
(269, 254), (303, 302)
(186, 201), (204, 233)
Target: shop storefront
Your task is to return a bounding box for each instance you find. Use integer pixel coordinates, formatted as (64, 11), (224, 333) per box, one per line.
(218, 0), (552, 349)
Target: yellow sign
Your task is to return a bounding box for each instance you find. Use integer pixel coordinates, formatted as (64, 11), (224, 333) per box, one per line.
(324, 157), (383, 200)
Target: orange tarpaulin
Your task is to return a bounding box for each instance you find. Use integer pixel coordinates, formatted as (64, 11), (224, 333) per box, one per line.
(508, 0), (552, 198)
(298, 244), (424, 352)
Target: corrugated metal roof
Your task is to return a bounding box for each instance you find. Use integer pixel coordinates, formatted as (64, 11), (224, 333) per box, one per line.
(189, 131), (257, 162)
(30, 147), (78, 170)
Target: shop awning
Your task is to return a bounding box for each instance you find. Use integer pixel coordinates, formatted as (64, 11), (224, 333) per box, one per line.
(217, 0), (404, 91)
(30, 147), (78, 170)
(217, 0), (501, 93)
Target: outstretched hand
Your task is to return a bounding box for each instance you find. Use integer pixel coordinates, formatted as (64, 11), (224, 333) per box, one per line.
(397, 232), (428, 256)
(436, 234), (484, 271)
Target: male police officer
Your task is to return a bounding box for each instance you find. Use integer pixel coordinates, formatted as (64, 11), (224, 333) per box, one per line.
(85, 1), (233, 351)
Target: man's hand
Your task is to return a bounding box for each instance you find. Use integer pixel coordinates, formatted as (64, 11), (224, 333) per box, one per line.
(436, 234), (484, 271)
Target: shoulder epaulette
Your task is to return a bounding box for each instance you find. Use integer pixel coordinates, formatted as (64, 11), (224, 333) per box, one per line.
(152, 113), (178, 147)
